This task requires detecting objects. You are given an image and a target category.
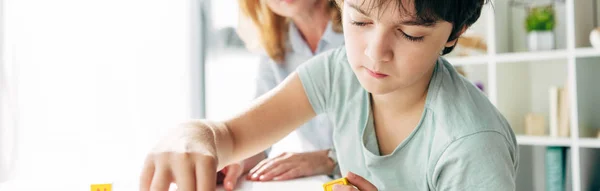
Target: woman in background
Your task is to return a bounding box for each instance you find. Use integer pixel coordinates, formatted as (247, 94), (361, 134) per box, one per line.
(219, 0), (345, 190)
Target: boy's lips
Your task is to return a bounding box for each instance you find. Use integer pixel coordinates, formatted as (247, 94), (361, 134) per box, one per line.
(365, 67), (388, 78)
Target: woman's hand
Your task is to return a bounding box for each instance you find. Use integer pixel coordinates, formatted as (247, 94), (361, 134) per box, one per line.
(332, 172), (378, 191)
(247, 150), (334, 181)
(139, 120), (225, 191)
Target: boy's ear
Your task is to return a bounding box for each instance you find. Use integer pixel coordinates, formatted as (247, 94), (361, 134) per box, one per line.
(445, 26), (468, 47)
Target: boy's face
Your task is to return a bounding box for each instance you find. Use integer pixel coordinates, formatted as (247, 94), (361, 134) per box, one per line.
(343, 0), (456, 95)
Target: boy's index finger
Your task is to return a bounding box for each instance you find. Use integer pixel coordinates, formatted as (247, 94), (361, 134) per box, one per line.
(346, 172), (378, 191)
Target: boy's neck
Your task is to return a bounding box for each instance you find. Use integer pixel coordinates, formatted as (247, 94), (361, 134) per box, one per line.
(290, 1), (330, 53)
(371, 65), (436, 116)
(370, 64), (435, 155)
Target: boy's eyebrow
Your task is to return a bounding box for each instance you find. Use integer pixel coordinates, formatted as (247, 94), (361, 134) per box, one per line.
(398, 19), (437, 27)
(347, 2), (437, 28)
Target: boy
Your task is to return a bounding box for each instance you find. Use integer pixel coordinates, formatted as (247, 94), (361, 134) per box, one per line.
(140, 0), (518, 190)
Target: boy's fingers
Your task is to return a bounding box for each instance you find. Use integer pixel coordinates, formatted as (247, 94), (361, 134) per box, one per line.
(346, 172), (378, 191)
(172, 161), (196, 191)
(139, 156), (155, 191)
(150, 166), (172, 191)
(194, 156), (217, 191)
(223, 164), (243, 190)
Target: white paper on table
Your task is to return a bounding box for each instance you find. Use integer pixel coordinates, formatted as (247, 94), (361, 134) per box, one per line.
(216, 175), (331, 191)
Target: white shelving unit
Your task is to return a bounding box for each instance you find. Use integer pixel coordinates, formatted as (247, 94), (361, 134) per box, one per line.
(578, 138), (600, 149)
(443, 0), (600, 190)
(448, 48), (600, 66)
(516, 135), (573, 147)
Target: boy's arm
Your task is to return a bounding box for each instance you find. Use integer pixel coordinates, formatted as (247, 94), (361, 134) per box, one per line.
(140, 73), (317, 191)
(431, 132), (518, 191)
(253, 56), (279, 156)
(221, 72), (317, 168)
(141, 49), (339, 191)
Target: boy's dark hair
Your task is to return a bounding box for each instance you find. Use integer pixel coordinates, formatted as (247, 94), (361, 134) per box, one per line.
(333, 0), (488, 55)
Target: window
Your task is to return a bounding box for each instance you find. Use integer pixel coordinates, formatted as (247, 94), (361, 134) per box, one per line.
(0, 0), (202, 190)
(204, 0), (260, 120)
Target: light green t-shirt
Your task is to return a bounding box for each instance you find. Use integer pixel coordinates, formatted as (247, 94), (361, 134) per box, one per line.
(298, 47), (519, 190)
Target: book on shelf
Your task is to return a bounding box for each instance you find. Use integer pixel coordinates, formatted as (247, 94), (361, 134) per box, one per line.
(558, 85), (570, 137)
(549, 87), (559, 137)
(564, 148), (571, 191)
(545, 146), (566, 191)
(549, 86), (570, 138)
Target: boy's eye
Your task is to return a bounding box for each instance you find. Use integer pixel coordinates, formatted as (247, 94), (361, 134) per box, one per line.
(350, 20), (370, 26)
(350, 20), (425, 42)
(399, 30), (424, 42)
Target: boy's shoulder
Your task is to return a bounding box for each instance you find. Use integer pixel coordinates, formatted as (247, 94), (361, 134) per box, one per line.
(298, 46), (348, 74)
(319, 46), (347, 64)
(427, 58), (515, 144)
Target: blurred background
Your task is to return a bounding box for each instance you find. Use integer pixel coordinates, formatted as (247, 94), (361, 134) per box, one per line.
(0, 0), (599, 190)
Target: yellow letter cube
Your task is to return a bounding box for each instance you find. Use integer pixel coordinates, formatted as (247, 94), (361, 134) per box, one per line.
(90, 184), (112, 191)
(323, 177), (350, 191)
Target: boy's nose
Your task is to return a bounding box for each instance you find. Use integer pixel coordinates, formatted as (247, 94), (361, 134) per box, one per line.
(364, 29), (393, 63)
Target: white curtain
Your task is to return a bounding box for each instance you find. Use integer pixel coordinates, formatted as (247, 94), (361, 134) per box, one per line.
(0, 45), (18, 184)
(0, 0), (199, 190)
(0, 0), (18, 183)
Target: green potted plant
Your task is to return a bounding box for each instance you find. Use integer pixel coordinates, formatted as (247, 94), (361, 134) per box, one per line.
(525, 5), (556, 51)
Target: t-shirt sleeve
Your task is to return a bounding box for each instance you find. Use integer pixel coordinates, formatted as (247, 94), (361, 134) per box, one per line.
(432, 131), (518, 191)
(297, 48), (342, 115)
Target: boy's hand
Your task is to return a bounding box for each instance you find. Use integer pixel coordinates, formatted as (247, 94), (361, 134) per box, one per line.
(219, 161), (244, 191)
(247, 150), (334, 181)
(140, 120), (222, 191)
(332, 172), (378, 191)
(140, 151), (218, 191)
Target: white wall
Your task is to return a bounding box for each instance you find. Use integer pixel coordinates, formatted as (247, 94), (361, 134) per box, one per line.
(205, 50), (260, 121)
(497, 62), (532, 133)
(528, 60), (568, 129)
(576, 57), (600, 137)
(462, 65), (489, 94)
(574, 0), (599, 47)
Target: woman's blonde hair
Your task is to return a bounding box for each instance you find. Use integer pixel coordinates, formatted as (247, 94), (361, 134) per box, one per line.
(239, 0), (343, 63)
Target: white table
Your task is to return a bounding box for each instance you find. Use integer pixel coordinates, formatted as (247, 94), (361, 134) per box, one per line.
(0, 175), (331, 191)
(215, 175), (331, 191)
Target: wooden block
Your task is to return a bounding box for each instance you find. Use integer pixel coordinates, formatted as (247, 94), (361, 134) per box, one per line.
(323, 177), (351, 191)
(525, 113), (546, 136)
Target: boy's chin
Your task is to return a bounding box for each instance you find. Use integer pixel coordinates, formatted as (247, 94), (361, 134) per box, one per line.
(359, 82), (397, 96)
